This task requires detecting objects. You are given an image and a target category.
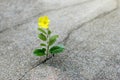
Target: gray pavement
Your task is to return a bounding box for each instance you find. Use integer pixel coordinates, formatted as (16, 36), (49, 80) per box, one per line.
(0, 0), (120, 80)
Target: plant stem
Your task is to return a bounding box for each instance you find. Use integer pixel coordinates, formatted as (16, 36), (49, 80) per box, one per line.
(46, 29), (49, 58)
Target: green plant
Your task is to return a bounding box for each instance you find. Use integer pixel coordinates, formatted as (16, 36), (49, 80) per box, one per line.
(33, 16), (65, 59)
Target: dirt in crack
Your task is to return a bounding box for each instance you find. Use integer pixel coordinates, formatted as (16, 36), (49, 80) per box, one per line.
(18, 56), (53, 80)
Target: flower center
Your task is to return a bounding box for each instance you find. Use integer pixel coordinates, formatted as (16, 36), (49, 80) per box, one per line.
(43, 21), (47, 24)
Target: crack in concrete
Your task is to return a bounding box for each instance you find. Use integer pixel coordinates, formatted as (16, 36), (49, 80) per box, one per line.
(18, 7), (117, 80)
(0, 0), (94, 34)
(0, 28), (8, 33)
(18, 56), (53, 80)
(61, 7), (118, 46)
(12, 0), (118, 79)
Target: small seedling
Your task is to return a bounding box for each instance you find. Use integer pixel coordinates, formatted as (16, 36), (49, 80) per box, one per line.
(33, 16), (65, 60)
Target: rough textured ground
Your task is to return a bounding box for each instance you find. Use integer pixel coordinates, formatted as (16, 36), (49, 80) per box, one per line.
(0, 0), (120, 80)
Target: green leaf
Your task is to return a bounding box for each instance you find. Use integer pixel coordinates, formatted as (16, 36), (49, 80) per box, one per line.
(49, 35), (59, 46)
(40, 43), (46, 46)
(33, 48), (46, 56)
(38, 33), (47, 41)
(49, 44), (65, 54)
(48, 29), (51, 35)
(38, 28), (46, 34)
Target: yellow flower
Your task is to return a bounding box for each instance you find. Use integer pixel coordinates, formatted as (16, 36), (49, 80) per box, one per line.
(38, 16), (50, 29)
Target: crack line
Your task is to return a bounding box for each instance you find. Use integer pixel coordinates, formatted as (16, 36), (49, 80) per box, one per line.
(60, 8), (118, 45)
(18, 1), (118, 79)
(18, 7), (117, 80)
(0, 0), (94, 34)
(18, 56), (53, 80)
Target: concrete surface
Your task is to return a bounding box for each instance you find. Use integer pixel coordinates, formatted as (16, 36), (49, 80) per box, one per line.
(0, 0), (120, 80)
